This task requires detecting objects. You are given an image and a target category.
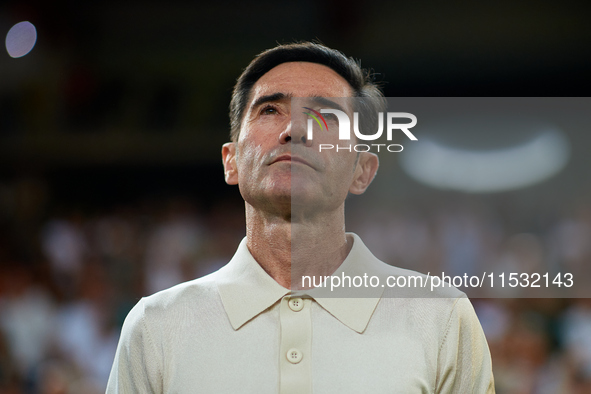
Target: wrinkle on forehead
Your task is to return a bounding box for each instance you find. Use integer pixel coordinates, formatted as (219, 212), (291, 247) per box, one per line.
(250, 62), (354, 101)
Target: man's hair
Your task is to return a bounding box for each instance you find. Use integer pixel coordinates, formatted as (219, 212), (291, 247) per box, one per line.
(229, 41), (385, 142)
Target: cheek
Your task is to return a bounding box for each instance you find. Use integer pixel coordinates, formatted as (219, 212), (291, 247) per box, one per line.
(323, 147), (358, 168)
(326, 154), (358, 184)
(235, 140), (265, 180)
(240, 138), (264, 157)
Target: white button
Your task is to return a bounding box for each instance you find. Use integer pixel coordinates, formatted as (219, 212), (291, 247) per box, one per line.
(288, 297), (304, 312)
(286, 348), (302, 364)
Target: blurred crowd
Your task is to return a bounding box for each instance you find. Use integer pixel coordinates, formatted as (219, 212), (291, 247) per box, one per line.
(0, 192), (590, 393)
(0, 195), (245, 394)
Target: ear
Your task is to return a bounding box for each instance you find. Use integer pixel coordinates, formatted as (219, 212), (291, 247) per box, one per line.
(349, 152), (379, 195)
(222, 142), (238, 185)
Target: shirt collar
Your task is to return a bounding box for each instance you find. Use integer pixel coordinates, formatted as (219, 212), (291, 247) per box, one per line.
(215, 237), (290, 331)
(215, 233), (386, 333)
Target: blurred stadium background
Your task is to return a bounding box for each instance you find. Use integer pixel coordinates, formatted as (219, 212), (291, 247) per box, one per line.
(1, 1), (591, 393)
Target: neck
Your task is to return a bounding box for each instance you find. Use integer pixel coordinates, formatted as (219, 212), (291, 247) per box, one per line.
(245, 203), (351, 289)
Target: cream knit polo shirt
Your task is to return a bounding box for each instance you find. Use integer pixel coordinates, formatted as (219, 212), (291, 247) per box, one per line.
(107, 233), (495, 393)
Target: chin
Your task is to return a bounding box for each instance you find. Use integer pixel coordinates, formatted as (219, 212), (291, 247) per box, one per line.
(288, 180), (317, 204)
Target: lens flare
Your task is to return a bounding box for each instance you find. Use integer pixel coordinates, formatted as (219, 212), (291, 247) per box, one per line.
(5, 21), (37, 58)
(401, 126), (570, 193)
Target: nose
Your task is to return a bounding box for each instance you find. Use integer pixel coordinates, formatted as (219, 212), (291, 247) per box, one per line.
(278, 114), (313, 147)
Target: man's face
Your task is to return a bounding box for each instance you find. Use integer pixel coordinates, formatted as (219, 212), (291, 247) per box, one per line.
(222, 61), (378, 216)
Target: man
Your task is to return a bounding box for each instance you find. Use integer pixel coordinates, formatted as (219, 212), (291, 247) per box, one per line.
(107, 42), (495, 393)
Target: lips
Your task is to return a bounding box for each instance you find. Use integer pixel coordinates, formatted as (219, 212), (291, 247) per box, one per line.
(271, 154), (314, 168)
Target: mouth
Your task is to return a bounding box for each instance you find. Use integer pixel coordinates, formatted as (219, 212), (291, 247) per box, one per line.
(271, 154), (314, 169)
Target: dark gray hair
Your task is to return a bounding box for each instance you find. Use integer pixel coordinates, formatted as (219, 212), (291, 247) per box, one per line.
(229, 41), (385, 142)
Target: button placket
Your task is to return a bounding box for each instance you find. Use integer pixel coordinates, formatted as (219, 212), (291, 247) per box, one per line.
(279, 296), (312, 393)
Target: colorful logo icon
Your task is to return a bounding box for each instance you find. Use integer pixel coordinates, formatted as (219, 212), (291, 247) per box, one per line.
(303, 107), (328, 132)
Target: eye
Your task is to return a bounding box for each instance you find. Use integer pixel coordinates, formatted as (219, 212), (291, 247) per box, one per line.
(261, 105), (279, 115)
(323, 113), (338, 122)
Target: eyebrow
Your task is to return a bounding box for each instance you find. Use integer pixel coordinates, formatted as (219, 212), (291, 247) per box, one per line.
(249, 92), (348, 113)
(308, 96), (347, 113)
(250, 92), (291, 111)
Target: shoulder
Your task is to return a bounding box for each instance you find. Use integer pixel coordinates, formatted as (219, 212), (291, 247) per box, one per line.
(120, 271), (222, 337)
(365, 255), (478, 335)
(375, 260), (467, 300)
(138, 271), (221, 320)
(347, 233), (465, 300)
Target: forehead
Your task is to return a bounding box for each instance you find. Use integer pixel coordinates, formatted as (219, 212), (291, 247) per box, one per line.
(249, 62), (353, 103)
